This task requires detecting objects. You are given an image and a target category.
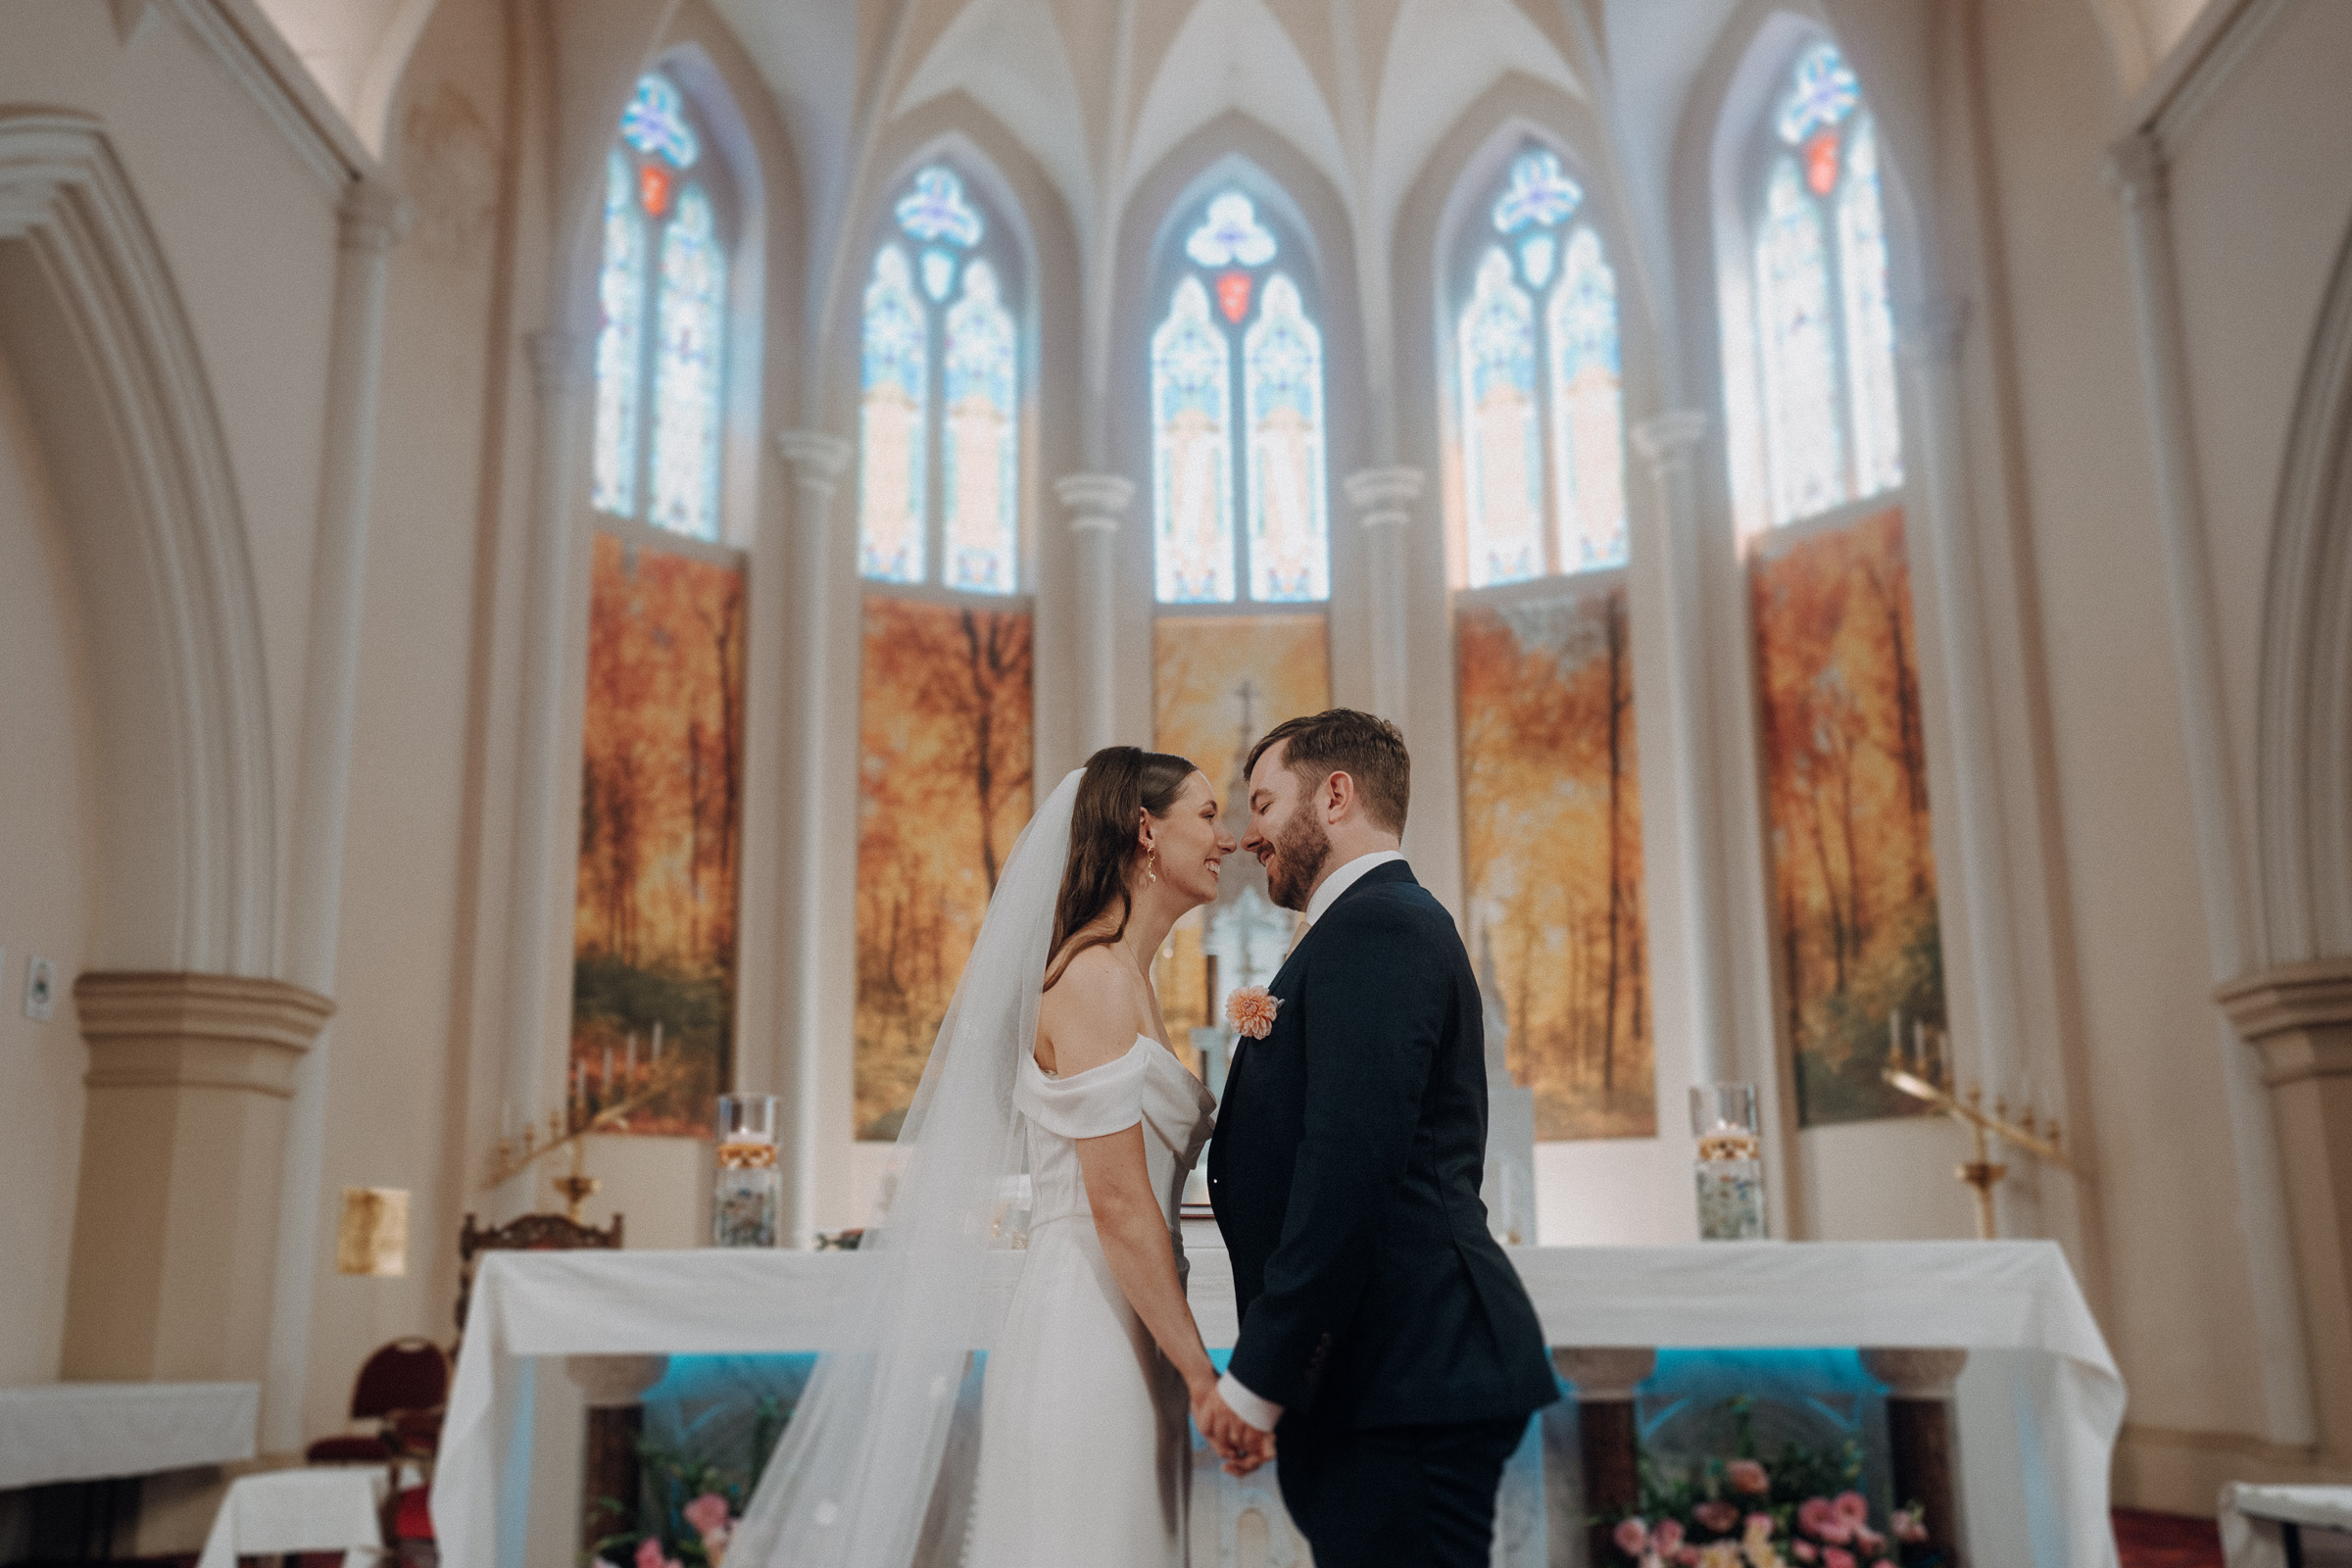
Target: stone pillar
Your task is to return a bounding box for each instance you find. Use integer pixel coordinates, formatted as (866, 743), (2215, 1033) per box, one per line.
(2106, 130), (2314, 1444)
(1860, 1348), (1968, 1556)
(566, 1354), (669, 1560)
(63, 973), (334, 1384)
(266, 172), (412, 1453)
(1555, 1347), (1654, 1565)
(774, 430), (852, 1249)
(503, 331), (591, 1143)
(1345, 466), (1423, 726)
(1054, 473), (1132, 757)
(1632, 412), (1732, 1087)
(2217, 959), (2352, 1460)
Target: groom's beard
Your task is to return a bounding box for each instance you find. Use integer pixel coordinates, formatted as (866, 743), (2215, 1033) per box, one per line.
(1264, 808), (1331, 912)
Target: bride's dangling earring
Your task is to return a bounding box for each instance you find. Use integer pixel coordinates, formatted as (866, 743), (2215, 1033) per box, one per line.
(1147, 850), (1158, 884)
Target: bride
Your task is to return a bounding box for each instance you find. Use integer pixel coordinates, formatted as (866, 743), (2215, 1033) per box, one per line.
(729, 747), (1266, 1568)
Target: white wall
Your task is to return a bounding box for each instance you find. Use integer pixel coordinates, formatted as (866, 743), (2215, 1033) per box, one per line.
(0, 347), (100, 1386)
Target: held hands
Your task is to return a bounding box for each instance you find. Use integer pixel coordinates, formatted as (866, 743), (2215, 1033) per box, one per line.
(1188, 1378), (1276, 1476)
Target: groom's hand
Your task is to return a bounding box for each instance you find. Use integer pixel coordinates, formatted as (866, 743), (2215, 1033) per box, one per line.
(1191, 1385), (1275, 1476)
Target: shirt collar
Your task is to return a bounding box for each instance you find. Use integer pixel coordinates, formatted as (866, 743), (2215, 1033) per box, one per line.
(1303, 850), (1407, 925)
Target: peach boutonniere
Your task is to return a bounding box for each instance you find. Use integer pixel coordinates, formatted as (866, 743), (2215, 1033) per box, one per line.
(1226, 985), (1281, 1039)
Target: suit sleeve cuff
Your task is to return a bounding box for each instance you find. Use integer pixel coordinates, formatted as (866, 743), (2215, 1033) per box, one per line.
(1218, 1371), (1283, 1433)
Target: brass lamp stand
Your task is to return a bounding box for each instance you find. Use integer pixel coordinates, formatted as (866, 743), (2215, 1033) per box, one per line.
(485, 1065), (682, 1222)
(1883, 1052), (2070, 1239)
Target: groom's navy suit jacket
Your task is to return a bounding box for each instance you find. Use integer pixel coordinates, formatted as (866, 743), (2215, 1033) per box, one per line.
(1206, 861), (1557, 1430)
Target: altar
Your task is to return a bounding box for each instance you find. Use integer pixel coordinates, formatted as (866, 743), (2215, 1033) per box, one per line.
(432, 1240), (2122, 1568)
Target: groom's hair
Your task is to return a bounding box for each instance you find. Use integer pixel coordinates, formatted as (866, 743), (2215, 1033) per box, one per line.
(1247, 709), (1410, 835)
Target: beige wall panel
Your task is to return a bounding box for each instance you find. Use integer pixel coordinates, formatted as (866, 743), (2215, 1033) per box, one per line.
(1976, 0), (2268, 1435)
(0, 347), (100, 1385)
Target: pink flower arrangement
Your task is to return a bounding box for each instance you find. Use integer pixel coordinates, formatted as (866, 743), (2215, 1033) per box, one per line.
(1820, 1549), (1856, 1568)
(1692, 1499), (1741, 1533)
(634, 1541), (680, 1568)
(1888, 1508), (1928, 1544)
(1724, 1458), (1771, 1495)
(1615, 1518), (1651, 1557)
(1651, 1520), (1686, 1555)
(681, 1494), (733, 1564)
(1226, 985), (1281, 1039)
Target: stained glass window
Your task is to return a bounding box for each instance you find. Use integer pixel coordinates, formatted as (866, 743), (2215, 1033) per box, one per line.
(1152, 276), (1235, 604)
(1550, 228), (1626, 569)
(593, 149), (646, 516)
(1459, 249), (1542, 588)
(856, 165), (1024, 594)
(591, 73), (731, 538)
(858, 245), (927, 583)
(943, 260), (1018, 593)
(1743, 40), (1902, 528)
(1151, 185), (1327, 606)
(1452, 142), (1627, 584)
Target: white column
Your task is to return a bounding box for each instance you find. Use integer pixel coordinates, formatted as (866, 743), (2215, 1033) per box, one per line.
(1896, 301), (2029, 1147)
(501, 330), (590, 1143)
(1345, 466), (1423, 726)
(263, 175), (410, 1452)
(1054, 472), (1133, 756)
(1633, 412), (1732, 1087)
(2106, 129), (2315, 1445)
(774, 430), (852, 1248)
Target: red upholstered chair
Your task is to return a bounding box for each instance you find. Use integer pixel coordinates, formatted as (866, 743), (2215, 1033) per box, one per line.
(306, 1338), (451, 1467)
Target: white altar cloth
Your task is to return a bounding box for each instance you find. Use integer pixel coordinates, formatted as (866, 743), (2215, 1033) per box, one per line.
(433, 1240), (2121, 1568)
(0, 1382), (259, 1489)
(195, 1468), (384, 1568)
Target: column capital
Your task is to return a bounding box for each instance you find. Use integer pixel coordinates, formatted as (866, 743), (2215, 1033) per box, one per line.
(1055, 471), (1135, 532)
(1631, 410), (1708, 466)
(1551, 1347), (1656, 1400)
(773, 428), (853, 482)
(565, 1353), (670, 1406)
(337, 174), (414, 255)
(1344, 466), (1424, 528)
(1859, 1347), (1968, 1397)
(2101, 129), (2168, 209)
(1896, 297), (1974, 368)
(526, 328), (591, 393)
(74, 970), (334, 1098)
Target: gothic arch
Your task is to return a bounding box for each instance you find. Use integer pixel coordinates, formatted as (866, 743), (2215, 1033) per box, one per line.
(2257, 215), (2352, 964)
(0, 113), (276, 974)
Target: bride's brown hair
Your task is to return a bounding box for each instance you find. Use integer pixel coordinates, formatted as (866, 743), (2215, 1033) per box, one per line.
(1044, 746), (1197, 990)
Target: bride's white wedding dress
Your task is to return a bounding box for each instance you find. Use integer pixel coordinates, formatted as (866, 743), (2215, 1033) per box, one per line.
(966, 1035), (1217, 1567)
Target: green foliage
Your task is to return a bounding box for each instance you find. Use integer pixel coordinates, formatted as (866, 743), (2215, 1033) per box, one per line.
(586, 1396), (786, 1568)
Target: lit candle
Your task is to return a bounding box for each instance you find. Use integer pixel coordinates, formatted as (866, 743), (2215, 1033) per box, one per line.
(603, 1045), (614, 1098)
(1914, 1020), (1931, 1081)
(653, 1020), (663, 1059)
(1888, 1009), (1902, 1067)
(625, 1033), (637, 1083)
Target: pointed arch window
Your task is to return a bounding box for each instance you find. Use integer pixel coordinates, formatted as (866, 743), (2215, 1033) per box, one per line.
(856, 165), (1024, 594)
(1746, 42), (1902, 527)
(592, 73), (731, 541)
(1152, 189), (1330, 606)
(1451, 146), (1627, 588)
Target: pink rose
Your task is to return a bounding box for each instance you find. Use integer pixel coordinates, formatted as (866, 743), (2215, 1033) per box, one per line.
(1745, 1513), (1776, 1540)
(1854, 1528), (1885, 1555)
(1226, 986), (1282, 1039)
(634, 1541), (676, 1568)
(682, 1494), (731, 1541)
(1653, 1521), (1686, 1554)
(1834, 1492), (1871, 1524)
(1693, 1499), (1741, 1534)
(1796, 1498), (1836, 1537)
(1889, 1509), (1928, 1544)
(1677, 1551), (1702, 1568)
(1724, 1458), (1771, 1495)
(1822, 1550), (1856, 1568)
(1615, 1518), (1650, 1558)
(1791, 1544), (1817, 1564)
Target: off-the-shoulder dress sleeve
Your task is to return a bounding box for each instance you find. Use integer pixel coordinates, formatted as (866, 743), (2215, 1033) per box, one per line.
(1013, 1037), (1151, 1140)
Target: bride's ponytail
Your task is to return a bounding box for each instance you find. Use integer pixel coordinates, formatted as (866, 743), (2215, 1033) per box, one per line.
(1045, 745), (1195, 989)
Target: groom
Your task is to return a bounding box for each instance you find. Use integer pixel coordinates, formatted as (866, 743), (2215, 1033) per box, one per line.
(1199, 709), (1558, 1567)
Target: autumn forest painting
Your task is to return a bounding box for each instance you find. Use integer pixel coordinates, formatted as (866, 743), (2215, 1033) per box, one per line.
(570, 534), (746, 1137)
(1458, 584), (1652, 1140)
(1751, 508), (1944, 1126)
(855, 596), (1035, 1139)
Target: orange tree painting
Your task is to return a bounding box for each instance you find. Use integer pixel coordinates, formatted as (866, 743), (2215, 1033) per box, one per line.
(571, 533), (746, 1137)
(1458, 585), (1652, 1140)
(1751, 508), (1944, 1125)
(856, 596), (1035, 1139)
(1150, 614), (1327, 1040)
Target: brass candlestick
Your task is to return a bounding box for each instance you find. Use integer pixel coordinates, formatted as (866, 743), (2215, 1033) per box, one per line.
(486, 1061), (682, 1222)
(1883, 1047), (2069, 1240)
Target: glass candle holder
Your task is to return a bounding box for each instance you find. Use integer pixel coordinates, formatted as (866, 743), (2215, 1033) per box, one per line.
(713, 1093), (782, 1248)
(1691, 1083), (1767, 1241)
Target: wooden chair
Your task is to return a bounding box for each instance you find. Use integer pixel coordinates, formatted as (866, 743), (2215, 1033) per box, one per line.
(454, 1210), (624, 1339)
(305, 1338), (450, 1469)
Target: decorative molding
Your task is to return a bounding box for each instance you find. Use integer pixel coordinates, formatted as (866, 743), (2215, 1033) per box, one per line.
(1859, 1347), (1968, 1398)
(1343, 466), (1423, 529)
(75, 970), (334, 1098)
(336, 174), (412, 255)
(564, 1354), (670, 1407)
(2125, 0), (2296, 157)
(157, 0), (374, 193)
(2216, 958), (2352, 1078)
(1550, 1347), (1656, 1401)
(2254, 220), (2352, 963)
(0, 113), (278, 973)
(2101, 128), (2168, 209)
(1054, 471), (1135, 532)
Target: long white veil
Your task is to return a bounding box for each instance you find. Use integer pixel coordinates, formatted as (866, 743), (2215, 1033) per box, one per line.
(728, 768), (1083, 1568)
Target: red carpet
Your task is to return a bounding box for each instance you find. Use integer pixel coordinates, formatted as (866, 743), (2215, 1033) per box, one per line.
(2116, 1508), (2225, 1568)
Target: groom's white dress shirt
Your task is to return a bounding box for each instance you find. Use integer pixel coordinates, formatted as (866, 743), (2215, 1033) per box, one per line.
(1217, 849), (1408, 1434)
